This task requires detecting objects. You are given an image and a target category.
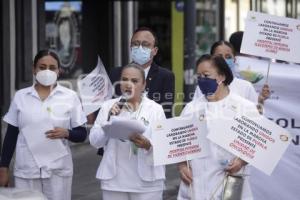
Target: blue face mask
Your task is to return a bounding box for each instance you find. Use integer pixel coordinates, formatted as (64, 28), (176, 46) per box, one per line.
(131, 45), (151, 65)
(198, 77), (218, 96)
(225, 58), (236, 72)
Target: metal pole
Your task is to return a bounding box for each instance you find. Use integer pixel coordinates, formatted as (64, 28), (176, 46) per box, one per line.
(183, 0), (196, 103)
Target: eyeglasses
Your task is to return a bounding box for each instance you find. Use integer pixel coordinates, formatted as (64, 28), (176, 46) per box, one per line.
(130, 41), (153, 50)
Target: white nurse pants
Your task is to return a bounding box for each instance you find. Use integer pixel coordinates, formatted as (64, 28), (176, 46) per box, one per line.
(102, 190), (163, 200)
(15, 174), (72, 200)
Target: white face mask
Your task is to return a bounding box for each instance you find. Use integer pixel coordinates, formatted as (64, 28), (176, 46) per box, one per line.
(35, 69), (58, 86)
(131, 45), (152, 65)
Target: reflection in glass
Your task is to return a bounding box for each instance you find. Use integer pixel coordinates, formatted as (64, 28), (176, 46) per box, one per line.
(45, 1), (82, 77)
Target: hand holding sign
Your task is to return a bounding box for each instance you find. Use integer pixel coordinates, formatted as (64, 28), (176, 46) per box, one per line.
(207, 113), (291, 175)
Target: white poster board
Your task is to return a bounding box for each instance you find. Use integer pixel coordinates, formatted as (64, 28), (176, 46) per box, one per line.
(241, 11), (300, 63)
(77, 56), (113, 116)
(151, 116), (208, 166)
(235, 55), (300, 200)
(207, 113), (291, 175)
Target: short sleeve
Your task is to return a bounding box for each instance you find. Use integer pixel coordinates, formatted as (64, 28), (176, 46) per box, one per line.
(70, 94), (87, 128)
(3, 95), (19, 127)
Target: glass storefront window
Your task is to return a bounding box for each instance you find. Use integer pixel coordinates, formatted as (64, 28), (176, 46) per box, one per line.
(224, 0), (250, 39)
(298, 0), (300, 18)
(261, 0), (286, 16)
(45, 1), (82, 77)
(224, 0), (237, 40)
(195, 0), (219, 56)
(239, 1), (250, 32)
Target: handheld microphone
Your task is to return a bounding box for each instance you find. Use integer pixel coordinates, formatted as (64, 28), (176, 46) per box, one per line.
(107, 96), (128, 121)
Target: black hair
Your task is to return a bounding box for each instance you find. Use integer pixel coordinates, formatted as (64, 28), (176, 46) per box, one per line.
(196, 54), (211, 67)
(121, 63), (146, 82)
(210, 40), (236, 56)
(229, 31), (244, 54)
(33, 49), (61, 68)
(196, 54), (233, 86)
(133, 27), (158, 47)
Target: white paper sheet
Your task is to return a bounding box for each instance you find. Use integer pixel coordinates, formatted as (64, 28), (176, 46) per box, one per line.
(21, 122), (69, 168)
(102, 116), (146, 140)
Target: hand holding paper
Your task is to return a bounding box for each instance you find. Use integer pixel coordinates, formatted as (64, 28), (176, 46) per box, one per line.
(130, 134), (151, 150)
(102, 116), (146, 141)
(21, 122), (69, 168)
(46, 127), (69, 139)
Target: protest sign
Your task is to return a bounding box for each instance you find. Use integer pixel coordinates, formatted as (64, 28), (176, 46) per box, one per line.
(207, 113), (291, 175)
(151, 116), (208, 166)
(236, 55), (300, 200)
(77, 56), (112, 115)
(241, 11), (300, 63)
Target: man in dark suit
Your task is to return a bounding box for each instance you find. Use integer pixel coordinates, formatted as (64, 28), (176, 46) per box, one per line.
(109, 27), (175, 118)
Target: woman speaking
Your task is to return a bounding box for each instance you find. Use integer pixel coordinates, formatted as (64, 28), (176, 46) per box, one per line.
(89, 63), (165, 200)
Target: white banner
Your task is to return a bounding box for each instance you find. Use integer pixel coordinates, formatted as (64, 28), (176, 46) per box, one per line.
(77, 56), (113, 116)
(151, 116), (208, 166)
(207, 114), (291, 175)
(241, 11), (300, 63)
(236, 56), (300, 199)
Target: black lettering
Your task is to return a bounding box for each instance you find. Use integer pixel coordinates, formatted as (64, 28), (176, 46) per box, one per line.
(292, 135), (299, 145)
(292, 119), (300, 129)
(276, 118), (288, 128)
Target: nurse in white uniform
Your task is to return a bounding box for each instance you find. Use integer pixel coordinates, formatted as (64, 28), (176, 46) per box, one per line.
(193, 40), (270, 113)
(0, 50), (87, 200)
(89, 63), (165, 200)
(178, 54), (259, 200)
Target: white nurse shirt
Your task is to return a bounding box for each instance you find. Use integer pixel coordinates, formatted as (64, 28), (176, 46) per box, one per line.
(3, 84), (87, 178)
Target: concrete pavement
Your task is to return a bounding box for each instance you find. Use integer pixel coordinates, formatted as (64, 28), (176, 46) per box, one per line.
(71, 143), (181, 200)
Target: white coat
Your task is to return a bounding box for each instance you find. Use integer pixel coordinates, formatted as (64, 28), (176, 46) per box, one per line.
(178, 92), (260, 200)
(89, 96), (166, 183)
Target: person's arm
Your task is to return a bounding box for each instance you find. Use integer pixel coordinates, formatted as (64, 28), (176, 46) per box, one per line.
(0, 124), (19, 168)
(225, 157), (247, 174)
(46, 126), (87, 143)
(67, 126), (87, 143)
(256, 84), (270, 114)
(89, 102), (111, 148)
(177, 161), (193, 185)
(0, 124), (19, 186)
(257, 84), (270, 108)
